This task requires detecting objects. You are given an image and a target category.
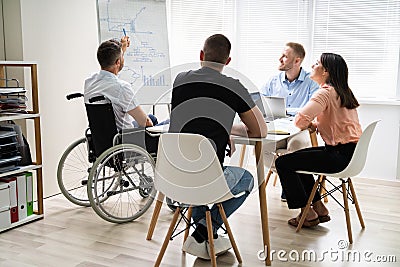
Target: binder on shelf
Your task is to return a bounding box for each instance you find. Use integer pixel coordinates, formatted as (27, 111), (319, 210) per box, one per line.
(0, 182), (9, 208)
(25, 172), (33, 216)
(16, 174), (27, 221)
(0, 177), (18, 223)
(0, 181), (11, 229)
(0, 206), (11, 229)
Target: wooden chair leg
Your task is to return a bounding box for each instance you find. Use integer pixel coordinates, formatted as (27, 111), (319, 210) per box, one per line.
(341, 180), (353, 244)
(272, 173), (278, 186)
(348, 178), (365, 229)
(319, 176), (329, 203)
(264, 169), (273, 187)
(309, 131), (328, 204)
(155, 207), (181, 267)
(183, 206), (193, 244)
(146, 192), (164, 240)
(218, 204), (242, 263)
(238, 144), (246, 168)
(206, 211), (217, 267)
(296, 177), (321, 232)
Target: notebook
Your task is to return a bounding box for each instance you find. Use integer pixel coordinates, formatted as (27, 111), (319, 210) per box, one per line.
(250, 92), (287, 122)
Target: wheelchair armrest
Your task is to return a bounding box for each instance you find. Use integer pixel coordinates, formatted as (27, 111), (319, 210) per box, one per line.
(113, 127), (146, 145)
(114, 127), (159, 155)
(146, 130), (162, 137)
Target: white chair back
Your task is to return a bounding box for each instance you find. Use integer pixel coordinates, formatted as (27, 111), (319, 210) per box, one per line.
(154, 133), (234, 206)
(330, 120), (379, 178)
(298, 121), (379, 178)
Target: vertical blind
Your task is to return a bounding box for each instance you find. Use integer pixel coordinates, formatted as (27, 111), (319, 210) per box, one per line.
(167, 0), (400, 97)
(312, 0), (400, 97)
(235, 0), (312, 88)
(167, 0), (234, 67)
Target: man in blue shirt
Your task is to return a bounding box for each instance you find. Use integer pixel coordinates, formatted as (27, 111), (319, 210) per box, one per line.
(260, 42), (319, 201)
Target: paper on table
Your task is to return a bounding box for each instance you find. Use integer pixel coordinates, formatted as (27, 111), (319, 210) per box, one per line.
(268, 130), (290, 135)
(146, 124), (169, 133)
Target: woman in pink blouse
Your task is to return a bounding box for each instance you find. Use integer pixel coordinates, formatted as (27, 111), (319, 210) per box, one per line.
(275, 53), (362, 227)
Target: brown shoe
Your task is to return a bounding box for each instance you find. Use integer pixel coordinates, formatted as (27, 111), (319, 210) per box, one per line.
(288, 215), (319, 228)
(318, 215), (331, 223)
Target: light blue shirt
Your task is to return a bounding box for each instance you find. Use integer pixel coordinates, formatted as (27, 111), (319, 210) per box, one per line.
(260, 68), (319, 110)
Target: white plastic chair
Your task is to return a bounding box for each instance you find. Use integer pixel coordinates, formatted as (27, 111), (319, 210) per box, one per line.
(153, 133), (242, 267)
(295, 120), (379, 244)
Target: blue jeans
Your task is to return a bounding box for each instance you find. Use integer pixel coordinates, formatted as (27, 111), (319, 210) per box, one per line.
(191, 166), (254, 234)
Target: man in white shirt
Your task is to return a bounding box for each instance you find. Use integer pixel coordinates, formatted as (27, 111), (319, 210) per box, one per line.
(260, 42), (319, 201)
(84, 37), (154, 130)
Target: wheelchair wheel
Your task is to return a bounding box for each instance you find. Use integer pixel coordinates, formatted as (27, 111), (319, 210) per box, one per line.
(87, 143), (156, 223)
(57, 137), (92, 206)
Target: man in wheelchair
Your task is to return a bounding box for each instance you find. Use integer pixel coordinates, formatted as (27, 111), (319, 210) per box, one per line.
(77, 36), (159, 223)
(84, 35), (159, 155)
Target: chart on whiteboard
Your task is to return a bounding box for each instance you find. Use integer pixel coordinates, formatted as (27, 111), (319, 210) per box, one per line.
(97, 0), (171, 104)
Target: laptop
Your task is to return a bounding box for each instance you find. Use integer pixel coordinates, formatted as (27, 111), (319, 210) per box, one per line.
(250, 92), (287, 122)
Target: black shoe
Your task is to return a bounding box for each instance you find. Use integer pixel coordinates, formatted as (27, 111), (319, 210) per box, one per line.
(281, 191), (287, 202)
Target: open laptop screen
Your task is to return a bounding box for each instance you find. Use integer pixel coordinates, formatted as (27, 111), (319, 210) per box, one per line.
(250, 92), (267, 118)
(250, 92), (287, 121)
(261, 96), (287, 120)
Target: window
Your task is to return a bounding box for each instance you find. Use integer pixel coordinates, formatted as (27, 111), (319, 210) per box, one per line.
(167, 0), (400, 97)
(312, 0), (400, 97)
(167, 0), (234, 67)
(235, 0), (312, 88)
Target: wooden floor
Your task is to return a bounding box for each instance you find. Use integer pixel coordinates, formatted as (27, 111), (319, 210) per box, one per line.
(1, 171), (400, 267)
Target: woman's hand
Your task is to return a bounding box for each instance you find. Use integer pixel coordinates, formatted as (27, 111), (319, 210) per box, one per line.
(308, 122), (317, 133)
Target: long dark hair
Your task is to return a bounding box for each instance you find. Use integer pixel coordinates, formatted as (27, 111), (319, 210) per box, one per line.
(320, 53), (359, 109)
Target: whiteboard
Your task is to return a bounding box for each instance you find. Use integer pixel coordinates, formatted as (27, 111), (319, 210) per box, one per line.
(97, 0), (171, 105)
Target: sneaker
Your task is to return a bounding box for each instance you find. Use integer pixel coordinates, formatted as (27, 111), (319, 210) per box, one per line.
(182, 236), (210, 260)
(207, 235), (232, 256)
(281, 191), (287, 202)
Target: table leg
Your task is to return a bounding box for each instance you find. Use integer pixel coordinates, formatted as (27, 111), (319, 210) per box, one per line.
(239, 144), (247, 167)
(255, 141), (271, 266)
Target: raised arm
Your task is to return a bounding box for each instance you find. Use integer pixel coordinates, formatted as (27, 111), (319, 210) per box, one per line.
(121, 36), (130, 54)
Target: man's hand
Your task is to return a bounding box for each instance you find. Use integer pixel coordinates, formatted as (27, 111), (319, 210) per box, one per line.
(226, 136), (236, 157)
(121, 36), (130, 52)
(145, 117), (154, 127)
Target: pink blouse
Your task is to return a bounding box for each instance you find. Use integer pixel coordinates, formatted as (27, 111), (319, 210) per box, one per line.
(294, 84), (362, 146)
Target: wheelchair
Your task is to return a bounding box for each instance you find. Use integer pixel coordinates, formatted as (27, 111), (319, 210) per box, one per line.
(57, 93), (157, 223)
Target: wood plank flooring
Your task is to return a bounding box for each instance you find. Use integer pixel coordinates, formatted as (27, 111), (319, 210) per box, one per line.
(1, 171), (399, 267)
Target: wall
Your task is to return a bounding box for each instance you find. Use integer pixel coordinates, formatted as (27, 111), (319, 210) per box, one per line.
(357, 101), (400, 180)
(2, 1), (24, 85)
(3, 0), (99, 196)
(0, 2), (4, 60)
